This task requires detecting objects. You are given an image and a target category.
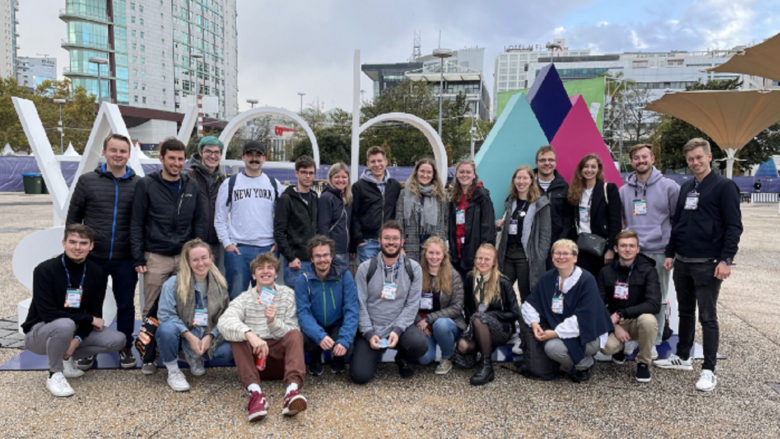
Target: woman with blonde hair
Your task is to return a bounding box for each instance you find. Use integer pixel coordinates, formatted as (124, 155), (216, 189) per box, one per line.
(397, 157), (448, 261)
(414, 236), (465, 375)
(156, 238), (232, 391)
(452, 243), (519, 385)
(318, 162), (352, 275)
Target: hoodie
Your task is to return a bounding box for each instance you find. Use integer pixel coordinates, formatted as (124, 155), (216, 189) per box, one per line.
(619, 167), (680, 253)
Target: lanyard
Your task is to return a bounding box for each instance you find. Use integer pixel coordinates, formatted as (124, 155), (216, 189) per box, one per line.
(512, 200), (528, 219)
(295, 186), (309, 206)
(554, 274), (564, 298)
(61, 255), (86, 290)
(633, 184), (647, 199)
(619, 262), (635, 284)
(692, 179), (701, 193)
(382, 260), (399, 284)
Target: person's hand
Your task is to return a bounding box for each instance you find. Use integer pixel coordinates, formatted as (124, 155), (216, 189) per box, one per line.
(333, 343), (347, 357)
(369, 335), (382, 350)
(539, 329), (558, 341)
(264, 305), (277, 324)
(319, 336), (335, 351)
(246, 331), (268, 357)
(611, 312), (621, 326)
(185, 332), (204, 356)
(495, 218), (505, 229)
(349, 252), (356, 260)
(357, 241), (366, 247)
(199, 334), (213, 353)
(714, 262), (732, 280)
(416, 319), (430, 334)
(91, 317), (104, 331)
(64, 337), (80, 360)
(135, 265), (148, 274)
(604, 250), (615, 264)
(663, 258), (674, 271)
(225, 244), (241, 255)
(288, 258), (301, 269)
(531, 322), (545, 341)
(387, 331), (399, 348)
(614, 324), (631, 343)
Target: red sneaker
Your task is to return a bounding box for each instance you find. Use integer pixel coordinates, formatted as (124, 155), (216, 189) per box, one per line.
(282, 389), (307, 416)
(247, 391), (268, 422)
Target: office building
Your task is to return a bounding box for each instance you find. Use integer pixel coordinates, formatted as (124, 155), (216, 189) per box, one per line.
(0, 0), (19, 79)
(16, 56), (57, 89)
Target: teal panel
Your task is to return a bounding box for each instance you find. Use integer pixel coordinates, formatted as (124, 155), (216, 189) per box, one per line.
(475, 93), (549, 219)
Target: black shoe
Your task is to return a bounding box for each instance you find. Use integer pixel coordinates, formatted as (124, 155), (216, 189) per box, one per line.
(635, 362), (651, 383)
(308, 360), (323, 377)
(395, 355), (414, 379)
(570, 366), (592, 383)
(331, 357), (345, 374)
(611, 351), (625, 365)
(76, 355), (95, 371)
(469, 358), (495, 386)
(119, 348), (136, 369)
(451, 351), (477, 369)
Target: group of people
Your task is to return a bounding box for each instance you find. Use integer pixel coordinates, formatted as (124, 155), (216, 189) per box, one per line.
(22, 134), (742, 422)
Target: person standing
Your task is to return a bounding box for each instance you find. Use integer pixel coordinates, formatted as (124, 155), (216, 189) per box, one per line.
(534, 145), (573, 267)
(396, 157), (448, 262)
(317, 162), (352, 276)
(619, 143), (679, 358)
(67, 133), (138, 369)
(655, 138), (742, 393)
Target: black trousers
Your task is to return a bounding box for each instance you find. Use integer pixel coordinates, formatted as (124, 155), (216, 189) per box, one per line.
(349, 325), (427, 384)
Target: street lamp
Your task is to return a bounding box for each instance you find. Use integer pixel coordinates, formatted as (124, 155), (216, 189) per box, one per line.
(88, 57), (108, 104)
(545, 42), (562, 65)
(297, 92), (305, 113)
(191, 53), (204, 137)
(53, 98), (66, 154)
(246, 98), (258, 109)
(432, 48), (452, 138)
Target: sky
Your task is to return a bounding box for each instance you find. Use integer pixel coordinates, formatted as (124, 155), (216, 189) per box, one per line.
(17, 0), (779, 114)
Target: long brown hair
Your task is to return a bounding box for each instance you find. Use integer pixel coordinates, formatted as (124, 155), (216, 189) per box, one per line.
(420, 236), (453, 295)
(177, 238), (227, 303)
(508, 165), (540, 203)
(328, 162), (353, 205)
(567, 154), (605, 206)
(450, 159), (479, 202)
(406, 157), (446, 202)
(469, 243), (501, 305)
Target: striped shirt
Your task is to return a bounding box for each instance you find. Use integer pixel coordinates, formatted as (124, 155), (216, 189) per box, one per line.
(217, 284), (299, 341)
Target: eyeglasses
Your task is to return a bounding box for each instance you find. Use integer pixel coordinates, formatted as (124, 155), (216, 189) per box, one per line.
(537, 158), (556, 163)
(553, 252), (574, 257)
(298, 170), (315, 176)
(381, 236), (401, 242)
(312, 253), (331, 260)
(201, 149), (222, 156)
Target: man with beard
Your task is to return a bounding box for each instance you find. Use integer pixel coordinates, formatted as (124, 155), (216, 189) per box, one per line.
(534, 145), (572, 268)
(619, 144), (679, 359)
(215, 141), (283, 299)
(185, 136), (226, 270)
(350, 221), (426, 383)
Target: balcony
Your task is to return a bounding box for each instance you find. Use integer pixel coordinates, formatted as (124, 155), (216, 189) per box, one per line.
(61, 38), (113, 53)
(59, 8), (112, 25)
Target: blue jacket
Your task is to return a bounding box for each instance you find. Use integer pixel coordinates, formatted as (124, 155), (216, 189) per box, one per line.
(294, 265), (359, 349)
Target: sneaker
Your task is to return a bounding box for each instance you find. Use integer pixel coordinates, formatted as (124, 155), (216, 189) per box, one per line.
(635, 363), (651, 383)
(62, 358), (85, 378)
(395, 355), (414, 379)
(141, 362), (157, 375)
(651, 345), (659, 360)
(435, 359), (453, 375)
(186, 355), (205, 376)
(308, 360), (323, 377)
(695, 370), (717, 392)
(76, 355), (95, 371)
(611, 351), (625, 365)
(594, 351), (613, 362)
(166, 369), (190, 392)
(46, 372), (74, 397)
(282, 389), (308, 416)
(247, 391), (268, 422)
(330, 357), (345, 374)
(570, 366), (592, 383)
(653, 353), (693, 371)
(119, 348), (136, 369)
(623, 340), (639, 356)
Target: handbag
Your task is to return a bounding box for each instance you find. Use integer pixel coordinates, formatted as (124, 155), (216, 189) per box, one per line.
(576, 182), (609, 257)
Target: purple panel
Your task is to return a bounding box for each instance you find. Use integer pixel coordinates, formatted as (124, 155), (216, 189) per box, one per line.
(526, 64), (572, 142)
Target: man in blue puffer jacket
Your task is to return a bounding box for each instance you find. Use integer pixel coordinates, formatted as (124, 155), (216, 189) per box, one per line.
(294, 235), (359, 376)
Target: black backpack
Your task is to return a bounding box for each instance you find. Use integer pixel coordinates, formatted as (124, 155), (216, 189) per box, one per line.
(516, 321), (559, 381)
(224, 172), (280, 207)
(365, 256), (415, 284)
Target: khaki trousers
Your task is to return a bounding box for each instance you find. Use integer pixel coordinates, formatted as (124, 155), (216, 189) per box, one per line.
(601, 313), (658, 365)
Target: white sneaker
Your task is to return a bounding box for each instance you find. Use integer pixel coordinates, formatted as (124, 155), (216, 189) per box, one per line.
(62, 358), (85, 378)
(653, 353), (693, 371)
(186, 355), (206, 376)
(167, 369), (191, 392)
(651, 345), (659, 360)
(695, 369), (717, 392)
(623, 340), (639, 356)
(435, 359), (453, 375)
(46, 372), (74, 397)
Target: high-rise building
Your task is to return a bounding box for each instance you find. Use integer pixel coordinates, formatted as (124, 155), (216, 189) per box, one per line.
(16, 56), (57, 89)
(60, 0), (238, 119)
(0, 0), (19, 79)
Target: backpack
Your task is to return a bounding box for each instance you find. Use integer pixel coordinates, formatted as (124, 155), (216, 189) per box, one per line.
(516, 321), (559, 380)
(366, 256), (415, 285)
(225, 172), (280, 207)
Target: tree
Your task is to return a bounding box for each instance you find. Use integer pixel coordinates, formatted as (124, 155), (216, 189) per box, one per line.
(292, 107), (351, 164)
(602, 73), (654, 168)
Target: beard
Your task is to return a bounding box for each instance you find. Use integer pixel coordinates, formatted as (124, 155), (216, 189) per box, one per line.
(381, 246), (401, 258)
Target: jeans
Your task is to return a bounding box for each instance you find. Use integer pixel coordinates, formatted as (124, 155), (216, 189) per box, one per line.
(418, 318), (461, 365)
(224, 244), (274, 300)
(673, 260), (722, 371)
(357, 239), (380, 263)
(156, 320), (233, 364)
(282, 259), (313, 287)
(332, 253), (350, 277)
(94, 258), (138, 348)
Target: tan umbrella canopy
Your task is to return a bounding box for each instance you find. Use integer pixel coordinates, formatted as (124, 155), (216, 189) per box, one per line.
(645, 89), (780, 177)
(708, 32), (780, 82)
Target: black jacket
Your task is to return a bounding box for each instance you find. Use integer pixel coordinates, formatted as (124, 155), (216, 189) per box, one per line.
(66, 164), (137, 260)
(317, 185), (351, 255)
(130, 171), (205, 266)
(535, 169), (573, 242)
(349, 176), (401, 252)
(22, 254), (107, 339)
(448, 185), (496, 273)
(184, 153), (225, 246)
(572, 180), (623, 249)
(597, 254), (661, 319)
(274, 185), (318, 262)
(665, 172), (742, 261)
(463, 273), (520, 325)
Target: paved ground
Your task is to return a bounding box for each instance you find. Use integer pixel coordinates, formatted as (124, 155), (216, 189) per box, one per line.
(0, 192), (778, 438)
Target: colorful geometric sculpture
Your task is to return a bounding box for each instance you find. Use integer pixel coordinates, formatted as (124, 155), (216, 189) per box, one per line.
(526, 64), (572, 142)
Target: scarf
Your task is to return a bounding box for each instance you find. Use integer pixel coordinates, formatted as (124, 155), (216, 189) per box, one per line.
(403, 184), (439, 235)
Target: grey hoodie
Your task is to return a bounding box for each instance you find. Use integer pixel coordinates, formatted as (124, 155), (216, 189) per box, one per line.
(619, 167), (680, 253)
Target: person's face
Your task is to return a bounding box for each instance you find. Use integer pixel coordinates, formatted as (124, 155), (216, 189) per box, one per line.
(456, 164), (475, 188)
(367, 153), (387, 178)
(103, 138), (130, 170)
(160, 149), (186, 178)
(580, 159), (599, 182)
(330, 170), (349, 191)
(62, 233), (94, 263)
(242, 150), (266, 171)
(424, 243), (444, 270)
(311, 244), (332, 276)
(188, 246), (212, 279)
(615, 238), (640, 264)
(379, 228), (403, 258)
(416, 163), (434, 186)
(296, 166), (316, 189)
(252, 262), (277, 287)
(536, 151), (557, 177)
(685, 146), (712, 177)
(630, 148), (654, 174)
(513, 169), (532, 194)
(200, 145), (222, 172)
(552, 246), (577, 272)
(474, 247), (495, 275)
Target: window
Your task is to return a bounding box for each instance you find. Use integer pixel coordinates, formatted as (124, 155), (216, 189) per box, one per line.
(142, 97), (146, 104)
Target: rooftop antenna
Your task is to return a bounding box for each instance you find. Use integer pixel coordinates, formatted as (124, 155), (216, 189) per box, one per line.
(412, 31), (421, 60)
